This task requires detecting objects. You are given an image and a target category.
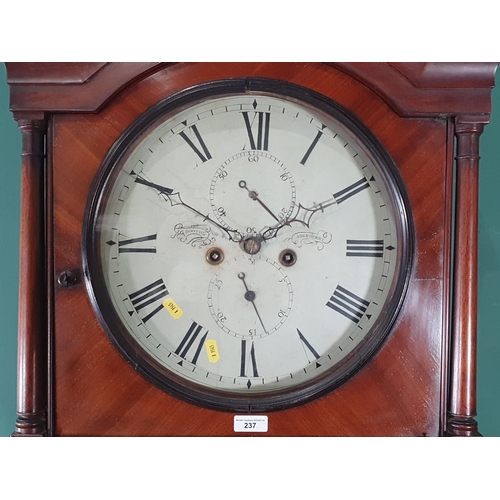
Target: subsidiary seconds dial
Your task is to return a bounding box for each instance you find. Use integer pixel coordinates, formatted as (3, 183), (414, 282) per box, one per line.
(207, 254), (293, 339)
(210, 150), (296, 235)
(83, 78), (412, 412)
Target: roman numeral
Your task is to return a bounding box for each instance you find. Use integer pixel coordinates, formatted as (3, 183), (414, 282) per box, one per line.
(300, 128), (325, 165)
(242, 111), (270, 151)
(240, 339), (259, 378)
(129, 278), (169, 323)
(297, 329), (321, 365)
(346, 239), (384, 258)
(178, 124), (212, 163)
(326, 285), (370, 323)
(333, 177), (370, 204)
(118, 234), (157, 253)
(175, 321), (209, 365)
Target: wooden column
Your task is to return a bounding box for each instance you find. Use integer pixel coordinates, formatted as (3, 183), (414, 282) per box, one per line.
(447, 115), (487, 436)
(12, 115), (48, 436)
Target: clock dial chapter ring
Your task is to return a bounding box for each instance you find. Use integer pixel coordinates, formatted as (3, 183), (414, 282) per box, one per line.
(82, 77), (413, 412)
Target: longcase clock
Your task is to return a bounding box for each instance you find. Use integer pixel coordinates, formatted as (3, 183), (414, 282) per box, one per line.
(5, 62), (497, 436)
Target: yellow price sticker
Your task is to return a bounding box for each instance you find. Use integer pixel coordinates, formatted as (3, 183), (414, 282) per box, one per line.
(205, 339), (220, 363)
(163, 297), (183, 319)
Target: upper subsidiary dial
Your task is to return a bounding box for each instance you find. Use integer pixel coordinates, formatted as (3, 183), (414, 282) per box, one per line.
(210, 151), (296, 235)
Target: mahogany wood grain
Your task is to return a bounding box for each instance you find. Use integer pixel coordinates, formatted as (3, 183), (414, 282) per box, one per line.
(6, 62), (497, 116)
(7, 63), (166, 113)
(447, 116), (488, 436)
(51, 63), (447, 436)
(6, 62), (108, 84)
(11, 119), (47, 436)
(5, 62), (497, 436)
(332, 62), (497, 116)
(390, 62), (497, 88)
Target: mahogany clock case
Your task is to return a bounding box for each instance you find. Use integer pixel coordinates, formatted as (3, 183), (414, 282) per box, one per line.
(82, 77), (413, 414)
(6, 62), (497, 436)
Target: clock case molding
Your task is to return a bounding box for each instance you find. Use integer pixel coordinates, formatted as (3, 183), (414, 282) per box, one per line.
(5, 62), (498, 437)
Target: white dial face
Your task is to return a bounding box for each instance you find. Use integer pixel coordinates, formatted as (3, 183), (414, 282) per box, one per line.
(88, 83), (409, 406)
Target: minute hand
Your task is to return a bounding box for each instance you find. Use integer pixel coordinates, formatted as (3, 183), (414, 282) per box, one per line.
(287, 198), (337, 227)
(287, 175), (371, 226)
(261, 197), (337, 241)
(135, 174), (243, 242)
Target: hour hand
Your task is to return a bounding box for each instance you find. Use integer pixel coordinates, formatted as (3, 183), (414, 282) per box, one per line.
(134, 174), (174, 195)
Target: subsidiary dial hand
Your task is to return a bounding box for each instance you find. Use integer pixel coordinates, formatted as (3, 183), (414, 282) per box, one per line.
(239, 180), (282, 224)
(134, 173), (243, 243)
(238, 272), (267, 334)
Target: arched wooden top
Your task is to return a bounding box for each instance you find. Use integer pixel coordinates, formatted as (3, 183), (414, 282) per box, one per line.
(5, 62), (498, 119)
(331, 62), (498, 117)
(6, 62), (167, 115)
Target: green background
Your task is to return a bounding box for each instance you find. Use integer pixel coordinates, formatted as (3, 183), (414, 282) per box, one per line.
(0, 64), (499, 437)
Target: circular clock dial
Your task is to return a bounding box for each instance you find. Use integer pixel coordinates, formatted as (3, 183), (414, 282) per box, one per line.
(83, 79), (412, 411)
